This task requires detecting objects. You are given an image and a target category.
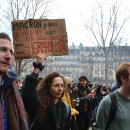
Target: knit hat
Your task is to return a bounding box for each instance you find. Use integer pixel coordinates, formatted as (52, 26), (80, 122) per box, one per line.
(64, 76), (72, 86)
(7, 71), (21, 81)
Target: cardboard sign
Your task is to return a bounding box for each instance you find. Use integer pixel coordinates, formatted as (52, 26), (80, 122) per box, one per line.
(11, 19), (69, 60)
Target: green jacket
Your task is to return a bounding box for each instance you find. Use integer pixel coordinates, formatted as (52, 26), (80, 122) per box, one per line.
(94, 90), (130, 130)
(21, 75), (70, 130)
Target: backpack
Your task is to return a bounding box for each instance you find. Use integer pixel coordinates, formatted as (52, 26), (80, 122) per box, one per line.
(64, 102), (70, 119)
(92, 92), (117, 130)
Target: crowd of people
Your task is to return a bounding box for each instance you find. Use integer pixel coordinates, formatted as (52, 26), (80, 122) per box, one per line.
(0, 32), (130, 130)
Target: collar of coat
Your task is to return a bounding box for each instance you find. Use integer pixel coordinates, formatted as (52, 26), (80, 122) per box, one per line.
(47, 100), (67, 129)
(0, 74), (28, 130)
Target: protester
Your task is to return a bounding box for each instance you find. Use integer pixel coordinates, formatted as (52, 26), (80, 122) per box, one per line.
(62, 76), (79, 130)
(68, 80), (79, 99)
(21, 52), (71, 130)
(112, 82), (120, 92)
(88, 83), (95, 92)
(75, 75), (94, 130)
(95, 82), (104, 103)
(94, 62), (130, 130)
(87, 83), (97, 109)
(90, 83), (103, 126)
(8, 71), (21, 88)
(0, 32), (28, 130)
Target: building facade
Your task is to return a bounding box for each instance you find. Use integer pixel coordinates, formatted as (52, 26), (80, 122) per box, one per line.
(14, 45), (130, 86)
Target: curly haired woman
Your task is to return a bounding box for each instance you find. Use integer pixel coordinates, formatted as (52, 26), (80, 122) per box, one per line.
(21, 53), (71, 130)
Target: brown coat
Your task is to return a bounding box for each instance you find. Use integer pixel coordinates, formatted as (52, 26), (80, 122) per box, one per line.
(0, 75), (28, 130)
(5, 86), (19, 130)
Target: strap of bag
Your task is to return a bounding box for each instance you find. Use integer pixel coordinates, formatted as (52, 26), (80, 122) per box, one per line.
(64, 102), (70, 119)
(29, 114), (38, 130)
(56, 102), (70, 130)
(105, 92), (117, 130)
(56, 101), (61, 130)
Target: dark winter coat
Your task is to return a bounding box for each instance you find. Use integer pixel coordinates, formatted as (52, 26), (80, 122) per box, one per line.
(75, 83), (91, 112)
(21, 75), (70, 130)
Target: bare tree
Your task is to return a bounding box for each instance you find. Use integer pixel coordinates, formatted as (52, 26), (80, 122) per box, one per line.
(84, 1), (130, 85)
(0, 0), (55, 75)
(110, 43), (130, 70)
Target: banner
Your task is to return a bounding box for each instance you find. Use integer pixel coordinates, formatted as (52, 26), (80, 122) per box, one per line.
(12, 19), (69, 60)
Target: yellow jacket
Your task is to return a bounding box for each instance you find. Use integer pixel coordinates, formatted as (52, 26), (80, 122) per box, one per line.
(61, 92), (77, 119)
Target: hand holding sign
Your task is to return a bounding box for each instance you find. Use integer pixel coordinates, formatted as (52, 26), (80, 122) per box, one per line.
(36, 52), (47, 64)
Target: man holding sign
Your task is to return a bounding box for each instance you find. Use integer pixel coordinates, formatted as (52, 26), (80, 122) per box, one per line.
(0, 33), (28, 130)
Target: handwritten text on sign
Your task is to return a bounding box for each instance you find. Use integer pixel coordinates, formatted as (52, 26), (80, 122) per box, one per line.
(12, 19), (68, 60)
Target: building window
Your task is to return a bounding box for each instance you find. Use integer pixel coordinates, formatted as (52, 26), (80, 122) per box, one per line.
(77, 62), (79, 66)
(95, 64), (98, 68)
(73, 68), (75, 72)
(101, 76), (104, 80)
(95, 70), (98, 75)
(73, 62), (75, 66)
(95, 58), (98, 63)
(101, 70), (104, 75)
(101, 64), (104, 68)
(73, 55), (75, 60)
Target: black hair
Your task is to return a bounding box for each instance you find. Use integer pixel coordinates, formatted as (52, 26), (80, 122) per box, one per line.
(79, 75), (88, 81)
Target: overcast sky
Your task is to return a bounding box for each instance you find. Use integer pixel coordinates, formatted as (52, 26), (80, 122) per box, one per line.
(50, 0), (96, 46)
(49, 0), (130, 46)
(0, 0), (130, 47)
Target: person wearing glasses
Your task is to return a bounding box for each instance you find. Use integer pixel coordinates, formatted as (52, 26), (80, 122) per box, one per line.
(21, 53), (71, 130)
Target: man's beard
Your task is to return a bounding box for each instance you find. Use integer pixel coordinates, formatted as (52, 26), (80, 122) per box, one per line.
(0, 68), (8, 75)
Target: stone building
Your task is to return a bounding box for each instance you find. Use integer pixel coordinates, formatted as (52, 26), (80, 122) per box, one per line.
(16, 45), (130, 86)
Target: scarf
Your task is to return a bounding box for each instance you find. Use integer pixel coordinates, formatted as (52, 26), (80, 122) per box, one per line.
(0, 75), (28, 130)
